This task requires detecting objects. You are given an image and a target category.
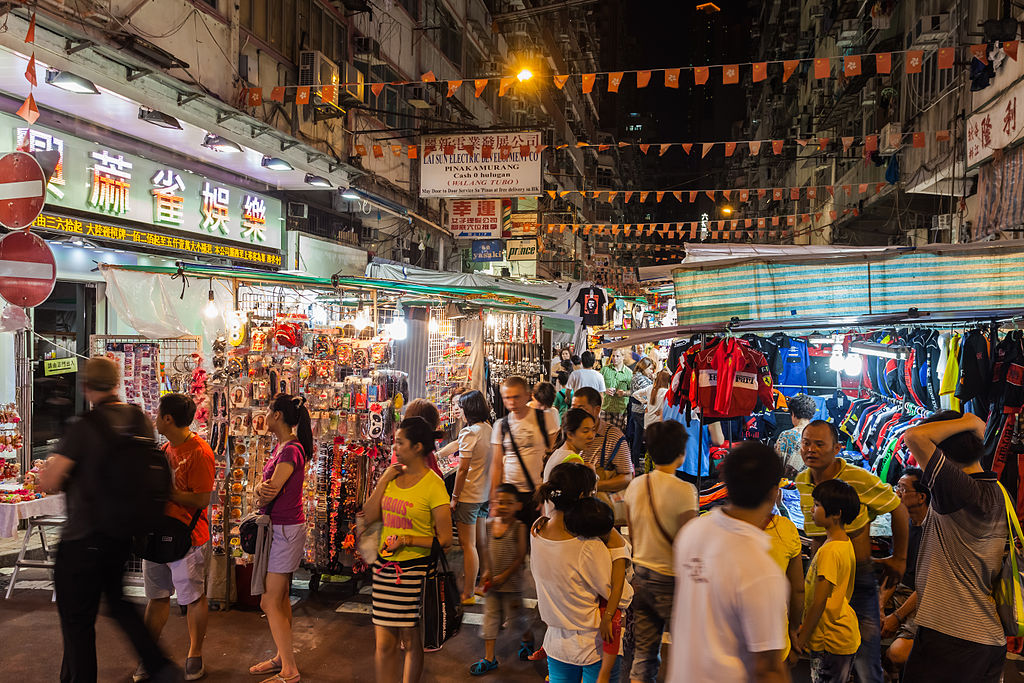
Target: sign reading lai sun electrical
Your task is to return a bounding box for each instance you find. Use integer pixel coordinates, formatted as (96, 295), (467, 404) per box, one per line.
(420, 132), (543, 198)
(6, 113), (282, 265)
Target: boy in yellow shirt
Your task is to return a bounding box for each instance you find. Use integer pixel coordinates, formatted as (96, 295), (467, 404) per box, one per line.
(795, 479), (861, 683)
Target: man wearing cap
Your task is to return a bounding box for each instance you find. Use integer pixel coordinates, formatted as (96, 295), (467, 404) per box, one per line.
(40, 357), (179, 683)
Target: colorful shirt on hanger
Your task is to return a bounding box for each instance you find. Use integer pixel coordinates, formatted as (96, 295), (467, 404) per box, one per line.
(574, 287), (607, 326)
(777, 338), (809, 397)
(684, 337), (774, 419)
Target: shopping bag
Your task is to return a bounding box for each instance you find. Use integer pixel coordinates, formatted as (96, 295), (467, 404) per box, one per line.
(994, 483), (1024, 637)
(421, 538), (463, 650)
(354, 511), (381, 564)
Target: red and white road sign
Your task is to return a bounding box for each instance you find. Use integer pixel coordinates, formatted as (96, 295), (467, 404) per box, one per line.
(0, 151), (46, 230)
(0, 230), (56, 308)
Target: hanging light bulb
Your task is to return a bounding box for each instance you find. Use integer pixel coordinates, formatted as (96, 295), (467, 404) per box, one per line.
(388, 318), (408, 340)
(203, 285), (218, 319)
(428, 317), (440, 334)
(486, 313), (497, 327)
(843, 353), (863, 376)
(828, 343), (845, 372)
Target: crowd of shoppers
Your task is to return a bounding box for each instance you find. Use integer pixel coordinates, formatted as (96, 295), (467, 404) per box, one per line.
(36, 351), (1015, 683)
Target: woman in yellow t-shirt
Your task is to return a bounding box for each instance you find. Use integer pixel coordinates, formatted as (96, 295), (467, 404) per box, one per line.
(362, 416), (453, 682)
(763, 511), (805, 666)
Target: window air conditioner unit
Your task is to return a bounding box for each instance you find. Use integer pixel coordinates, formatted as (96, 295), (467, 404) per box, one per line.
(288, 202), (308, 219)
(881, 121), (903, 154)
(861, 89), (877, 107)
(911, 14), (950, 46)
(482, 60), (502, 76)
(407, 85), (431, 109)
(342, 62), (365, 103)
(299, 50), (340, 104)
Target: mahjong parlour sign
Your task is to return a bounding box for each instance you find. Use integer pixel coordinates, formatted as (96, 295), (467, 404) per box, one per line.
(419, 132), (542, 198)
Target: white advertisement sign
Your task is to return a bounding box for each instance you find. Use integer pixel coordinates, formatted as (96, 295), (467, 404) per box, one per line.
(506, 238), (538, 262)
(967, 82), (1022, 167)
(420, 132), (543, 198)
(448, 199), (502, 239)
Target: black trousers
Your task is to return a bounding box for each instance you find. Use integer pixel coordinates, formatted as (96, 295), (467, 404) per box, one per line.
(902, 625), (1005, 683)
(55, 534), (170, 683)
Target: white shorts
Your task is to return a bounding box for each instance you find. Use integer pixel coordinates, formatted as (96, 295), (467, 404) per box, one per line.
(143, 545), (209, 606)
(267, 524), (306, 574)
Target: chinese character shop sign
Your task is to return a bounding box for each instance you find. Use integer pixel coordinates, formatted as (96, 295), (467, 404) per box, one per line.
(448, 199), (502, 239)
(420, 132), (542, 198)
(1, 112), (282, 261)
(967, 82), (1023, 167)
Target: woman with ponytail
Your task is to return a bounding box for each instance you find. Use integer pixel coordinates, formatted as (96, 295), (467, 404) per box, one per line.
(363, 416), (453, 682)
(532, 462), (628, 682)
(248, 394), (311, 682)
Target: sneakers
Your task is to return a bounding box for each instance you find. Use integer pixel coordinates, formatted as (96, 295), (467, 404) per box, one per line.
(184, 657), (205, 681)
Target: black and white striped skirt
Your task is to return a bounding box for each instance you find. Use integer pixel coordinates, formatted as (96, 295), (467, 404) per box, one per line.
(370, 557), (431, 628)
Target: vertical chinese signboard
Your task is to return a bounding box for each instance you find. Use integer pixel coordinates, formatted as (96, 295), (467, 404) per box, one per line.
(448, 199), (502, 238)
(5, 112), (282, 266)
(967, 82), (1021, 167)
(419, 132), (543, 198)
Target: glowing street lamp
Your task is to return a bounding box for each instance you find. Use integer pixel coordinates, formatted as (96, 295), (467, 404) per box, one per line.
(517, 68), (534, 82)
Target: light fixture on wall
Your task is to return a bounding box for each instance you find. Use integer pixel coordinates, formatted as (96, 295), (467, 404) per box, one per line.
(848, 341), (910, 360)
(304, 173), (332, 188)
(138, 107), (182, 129)
(45, 69), (100, 94)
(341, 188), (361, 200)
(261, 156), (293, 171)
(203, 281), (218, 319)
(202, 133), (242, 153)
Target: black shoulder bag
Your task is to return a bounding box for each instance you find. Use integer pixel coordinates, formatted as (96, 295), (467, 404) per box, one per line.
(138, 506), (205, 564)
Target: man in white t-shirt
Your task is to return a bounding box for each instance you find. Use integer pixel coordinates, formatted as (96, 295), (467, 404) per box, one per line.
(490, 376), (560, 525)
(623, 420), (696, 682)
(566, 351), (606, 395)
(668, 441), (791, 683)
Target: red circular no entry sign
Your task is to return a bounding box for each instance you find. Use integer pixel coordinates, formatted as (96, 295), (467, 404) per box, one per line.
(0, 230), (56, 308)
(0, 151), (47, 230)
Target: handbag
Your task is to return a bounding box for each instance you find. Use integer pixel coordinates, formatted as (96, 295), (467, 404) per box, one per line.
(595, 428), (628, 526)
(239, 496), (274, 555)
(137, 508), (203, 564)
(355, 511), (382, 564)
(421, 538), (463, 650)
(993, 482), (1024, 637)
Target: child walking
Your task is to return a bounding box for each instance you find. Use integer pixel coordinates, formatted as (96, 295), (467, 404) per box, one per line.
(564, 497), (632, 683)
(470, 484), (532, 676)
(795, 479), (862, 683)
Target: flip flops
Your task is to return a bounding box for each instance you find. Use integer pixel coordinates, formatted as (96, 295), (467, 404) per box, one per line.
(469, 659), (498, 676)
(518, 640), (536, 660)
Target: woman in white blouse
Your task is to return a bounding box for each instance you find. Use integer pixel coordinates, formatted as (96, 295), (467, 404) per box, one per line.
(532, 461), (632, 682)
(448, 390), (494, 604)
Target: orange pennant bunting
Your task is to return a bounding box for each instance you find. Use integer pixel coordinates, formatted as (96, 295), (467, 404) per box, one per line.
(355, 144), (367, 156)
(608, 72), (624, 93)
(814, 58), (830, 79)
(689, 191), (697, 202)
(321, 85), (337, 102)
(407, 146), (418, 159)
(270, 86), (286, 102)
(842, 136), (854, 151)
(876, 182), (886, 193)
(843, 55), (861, 77)
(937, 47), (955, 70)
(636, 70), (651, 88)
(752, 62), (767, 82)
(656, 192), (665, 202)
(772, 140), (784, 155)
(818, 137), (830, 151)
(247, 87), (263, 106)
(665, 68), (681, 88)
(865, 134), (878, 152)
(474, 79), (488, 97)
(783, 59), (799, 82)
(372, 144), (383, 158)
(830, 210), (838, 220)
(722, 65), (739, 84)
(724, 142), (736, 156)
(749, 140), (762, 155)
(681, 143), (692, 155)
(673, 191), (682, 202)
(391, 145), (402, 156)
(694, 66), (709, 85)
(447, 80), (462, 97)
(547, 190), (556, 200)
(1006, 41), (1020, 61)
(739, 189), (749, 202)
(520, 144), (531, 158)
(807, 187), (817, 199)
(659, 144), (672, 156)
(24, 53), (36, 87)
(296, 86), (311, 104)
(875, 52), (892, 73)
(790, 187), (800, 200)
(936, 130), (950, 142)
(722, 190), (731, 200)
(639, 144), (650, 155)
(498, 76), (514, 96)
(421, 71), (436, 83)
(797, 139), (808, 148)
(772, 188), (783, 201)
(906, 50), (924, 73)
(607, 191), (618, 202)
(913, 131), (926, 148)
(640, 191), (649, 202)
(827, 185), (834, 196)
(582, 73), (596, 93)
(371, 82), (386, 97)
(701, 143), (713, 158)
(758, 188), (767, 199)
(16, 93), (38, 125)
(843, 184), (852, 195)
(970, 44), (989, 65)
(705, 190), (715, 201)
(25, 12), (35, 43)
(624, 191), (634, 203)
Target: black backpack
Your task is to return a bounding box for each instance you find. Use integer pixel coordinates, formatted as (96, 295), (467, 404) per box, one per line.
(82, 407), (173, 541)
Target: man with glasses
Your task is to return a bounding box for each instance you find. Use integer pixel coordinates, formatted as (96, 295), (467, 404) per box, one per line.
(880, 467), (929, 673)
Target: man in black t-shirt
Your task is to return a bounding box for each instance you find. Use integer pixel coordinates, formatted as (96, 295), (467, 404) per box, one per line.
(39, 357), (178, 683)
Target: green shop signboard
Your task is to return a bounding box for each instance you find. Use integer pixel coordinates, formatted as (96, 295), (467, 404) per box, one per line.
(1, 113), (283, 266)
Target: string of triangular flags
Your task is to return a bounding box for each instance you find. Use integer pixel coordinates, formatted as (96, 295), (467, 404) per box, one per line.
(546, 182), (891, 204)
(352, 130), (949, 160)
(15, 12), (39, 125)
(240, 42), (1014, 104)
(542, 209), (862, 238)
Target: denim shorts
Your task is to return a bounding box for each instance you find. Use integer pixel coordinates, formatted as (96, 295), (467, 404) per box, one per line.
(454, 500), (489, 525)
